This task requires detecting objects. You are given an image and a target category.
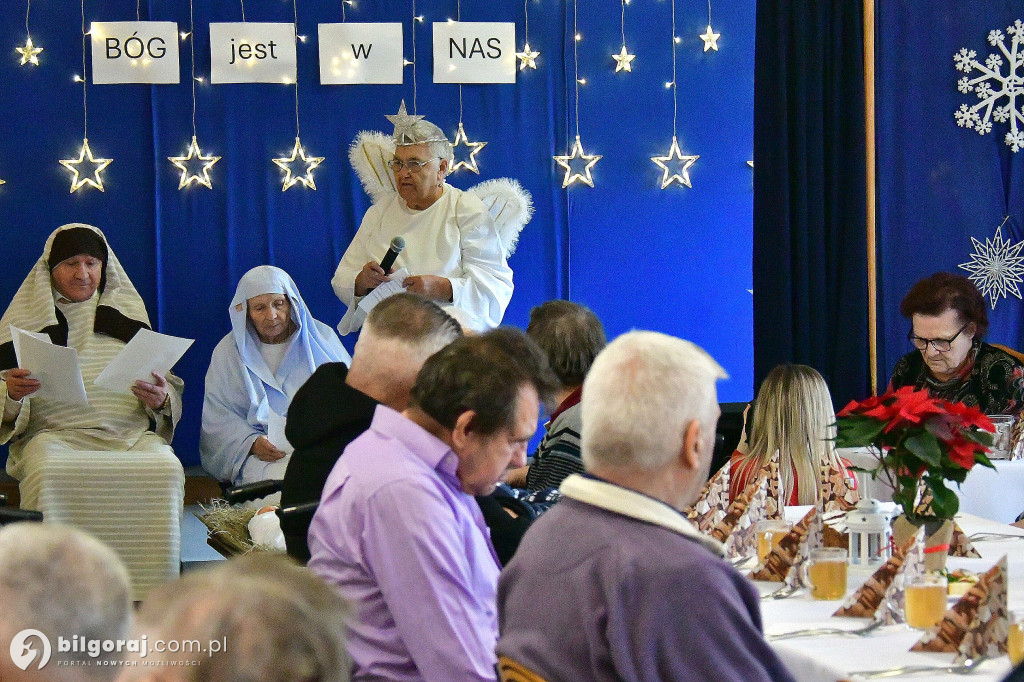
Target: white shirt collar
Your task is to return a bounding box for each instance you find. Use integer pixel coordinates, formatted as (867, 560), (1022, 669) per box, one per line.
(559, 474), (725, 557)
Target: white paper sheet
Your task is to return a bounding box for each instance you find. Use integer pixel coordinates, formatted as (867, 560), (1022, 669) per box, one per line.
(93, 328), (194, 393)
(10, 326), (89, 405)
(266, 409), (295, 456)
(357, 267), (410, 315)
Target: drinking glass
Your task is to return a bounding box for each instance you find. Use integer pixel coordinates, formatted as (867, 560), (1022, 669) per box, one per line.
(905, 573), (947, 630)
(803, 547), (848, 600)
(756, 520), (792, 564)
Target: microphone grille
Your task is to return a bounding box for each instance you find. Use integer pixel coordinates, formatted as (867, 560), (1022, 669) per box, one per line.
(391, 236), (406, 250)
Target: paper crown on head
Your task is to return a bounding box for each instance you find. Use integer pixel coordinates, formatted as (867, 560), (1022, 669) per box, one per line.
(386, 100), (450, 146)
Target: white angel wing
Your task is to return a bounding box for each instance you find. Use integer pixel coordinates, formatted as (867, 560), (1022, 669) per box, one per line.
(349, 131), (397, 204)
(467, 178), (533, 258)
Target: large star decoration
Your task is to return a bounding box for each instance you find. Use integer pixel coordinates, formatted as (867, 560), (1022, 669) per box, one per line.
(16, 36), (43, 66)
(450, 122), (487, 175)
(553, 135), (601, 188)
(651, 136), (699, 189)
(59, 138), (112, 193)
(958, 225), (1024, 309)
(385, 100), (424, 143)
(168, 136), (221, 190)
(700, 25), (721, 52)
(516, 43), (539, 71)
(273, 137), (324, 191)
(612, 45), (635, 73)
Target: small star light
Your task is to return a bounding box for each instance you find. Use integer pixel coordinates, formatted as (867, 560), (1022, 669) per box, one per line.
(450, 122), (487, 175)
(168, 136), (221, 190)
(516, 43), (539, 70)
(553, 135), (601, 188)
(700, 25), (720, 52)
(59, 138), (112, 193)
(386, 100), (424, 143)
(958, 223), (1024, 309)
(651, 136), (699, 189)
(612, 45), (635, 73)
(273, 137), (324, 191)
(16, 36), (43, 65)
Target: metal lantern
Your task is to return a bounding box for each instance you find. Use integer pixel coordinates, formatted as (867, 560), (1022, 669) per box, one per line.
(845, 498), (892, 566)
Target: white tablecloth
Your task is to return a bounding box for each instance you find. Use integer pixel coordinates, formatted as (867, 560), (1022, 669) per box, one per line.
(838, 447), (1024, 524)
(761, 512), (1024, 681)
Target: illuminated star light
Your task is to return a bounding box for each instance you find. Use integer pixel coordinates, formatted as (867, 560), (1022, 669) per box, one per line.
(385, 100), (424, 142)
(553, 135), (601, 188)
(273, 137), (324, 191)
(958, 225), (1024, 309)
(651, 136), (699, 189)
(516, 43), (539, 70)
(16, 36), (43, 65)
(168, 136), (221, 190)
(449, 122), (487, 174)
(59, 138), (112, 193)
(612, 45), (635, 73)
(700, 25), (721, 52)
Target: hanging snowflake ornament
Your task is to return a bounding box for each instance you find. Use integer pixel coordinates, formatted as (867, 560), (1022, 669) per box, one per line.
(953, 19), (1024, 152)
(958, 224), (1024, 309)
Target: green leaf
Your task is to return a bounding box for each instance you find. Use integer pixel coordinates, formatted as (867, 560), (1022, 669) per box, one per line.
(946, 467), (968, 484)
(904, 433), (942, 466)
(925, 478), (959, 519)
(974, 451), (996, 470)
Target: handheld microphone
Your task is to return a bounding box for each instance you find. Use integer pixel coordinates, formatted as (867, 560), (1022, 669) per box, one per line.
(379, 236), (406, 274)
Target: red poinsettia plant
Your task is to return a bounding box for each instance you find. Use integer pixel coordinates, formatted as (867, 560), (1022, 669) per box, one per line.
(835, 385), (995, 523)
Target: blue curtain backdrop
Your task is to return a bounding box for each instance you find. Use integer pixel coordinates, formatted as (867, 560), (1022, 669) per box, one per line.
(0, 0), (756, 467)
(752, 0), (869, 408)
(877, 2), (1024, 389)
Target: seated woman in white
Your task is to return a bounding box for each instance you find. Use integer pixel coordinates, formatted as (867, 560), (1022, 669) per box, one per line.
(0, 224), (182, 510)
(201, 266), (351, 487)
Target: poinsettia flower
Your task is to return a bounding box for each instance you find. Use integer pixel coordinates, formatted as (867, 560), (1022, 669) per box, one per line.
(946, 433), (983, 469)
(838, 393), (886, 417)
(943, 400), (995, 432)
(882, 386), (946, 432)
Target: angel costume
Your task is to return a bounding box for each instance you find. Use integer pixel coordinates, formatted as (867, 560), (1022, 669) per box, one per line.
(0, 224), (182, 510)
(333, 105), (514, 334)
(200, 266), (351, 485)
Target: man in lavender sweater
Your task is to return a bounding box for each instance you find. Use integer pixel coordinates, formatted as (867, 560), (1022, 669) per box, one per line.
(308, 328), (558, 681)
(497, 331), (796, 682)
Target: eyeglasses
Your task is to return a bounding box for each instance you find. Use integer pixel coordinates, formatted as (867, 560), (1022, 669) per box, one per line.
(388, 157), (438, 173)
(908, 323), (970, 352)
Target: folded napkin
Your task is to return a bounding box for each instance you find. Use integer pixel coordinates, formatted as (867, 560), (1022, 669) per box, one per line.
(910, 556), (1009, 663)
(820, 458), (858, 513)
(750, 506), (822, 585)
(764, 450), (782, 520)
(949, 523), (982, 558)
(685, 462), (730, 534)
(709, 474), (764, 545)
(833, 537), (914, 619)
(722, 476), (771, 560)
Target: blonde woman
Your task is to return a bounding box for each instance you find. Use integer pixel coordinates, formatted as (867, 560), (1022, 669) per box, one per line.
(729, 364), (858, 505)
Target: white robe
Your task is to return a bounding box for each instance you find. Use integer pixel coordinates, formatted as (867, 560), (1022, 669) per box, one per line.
(332, 184), (514, 334)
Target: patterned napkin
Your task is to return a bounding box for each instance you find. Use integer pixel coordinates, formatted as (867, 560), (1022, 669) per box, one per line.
(949, 523), (982, 558)
(910, 556), (1009, 663)
(820, 457), (858, 513)
(721, 476), (771, 560)
(833, 537), (912, 619)
(709, 474), (764, 545)
(685, 462), (730, 534)
(750, 506), (821, 584)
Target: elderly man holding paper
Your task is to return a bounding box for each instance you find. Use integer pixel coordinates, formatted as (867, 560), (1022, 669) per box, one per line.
(0, 224), (184, 510)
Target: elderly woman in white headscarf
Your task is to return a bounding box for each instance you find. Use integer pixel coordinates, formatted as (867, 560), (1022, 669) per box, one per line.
(0, 224), (183, 510)
(201, 266), (351, 486)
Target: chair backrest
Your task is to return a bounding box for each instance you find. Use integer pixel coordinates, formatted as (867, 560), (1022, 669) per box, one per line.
(497, 656), (548, 682)
(991, 343), (1024, 366)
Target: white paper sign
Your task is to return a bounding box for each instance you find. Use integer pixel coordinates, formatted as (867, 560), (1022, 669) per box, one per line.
(93, 329), (194, 394)
(433, 22), (515, 84)
(266, 409), (294, 456)
(357, 268), (410, 315)
(10, 327), (88, 405)
(209, 23), (296, 84)
(91, 22), (180, 84)
(319, 23), (404, 85)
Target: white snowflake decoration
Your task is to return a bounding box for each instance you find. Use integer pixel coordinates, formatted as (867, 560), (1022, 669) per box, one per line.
(953, 19), (1024, 152)
(958, 225), (1024, 309)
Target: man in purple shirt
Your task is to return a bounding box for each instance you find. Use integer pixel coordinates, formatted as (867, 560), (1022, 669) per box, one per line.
(497, 331), (797, 682)
(308, 328), (558, 681)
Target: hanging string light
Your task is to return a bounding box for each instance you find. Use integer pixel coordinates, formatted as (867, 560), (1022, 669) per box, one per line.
(274, 0), (324, 190)
(16, 0), (43, 66)
(553, 0), (600, 188)
(168, 0), (221, 189)
(449, 0), (487, 174)
(699, 0), (720, 52)
(60, 0), (112, 193)
(612, 0), (634, 73)
(516, 0), (539, 70)
(651, 0), (698, 189)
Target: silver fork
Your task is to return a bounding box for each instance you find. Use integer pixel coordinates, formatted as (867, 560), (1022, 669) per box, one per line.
(761, 584), (800, 600)
(768, 619), (882, 641)
(849, 655), (987, 678)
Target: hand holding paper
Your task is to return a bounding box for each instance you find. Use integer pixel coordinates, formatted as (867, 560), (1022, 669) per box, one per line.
(94, 329), (193, 395)
(9, 326), (89, 405)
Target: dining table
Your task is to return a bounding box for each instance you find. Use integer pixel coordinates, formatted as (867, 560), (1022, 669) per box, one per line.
(757, 508), (1024, 681)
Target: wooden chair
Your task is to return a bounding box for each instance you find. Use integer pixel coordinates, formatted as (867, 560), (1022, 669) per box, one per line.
(991, 343), (1024, 365)
(497, 656), (548, 682)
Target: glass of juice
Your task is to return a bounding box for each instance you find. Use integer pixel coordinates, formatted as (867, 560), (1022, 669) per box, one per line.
(905, 573), (947, 629)
(1009, 611), (1024, 665)
(756, 520), (792, 564)
(803, 547), (848, 600)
